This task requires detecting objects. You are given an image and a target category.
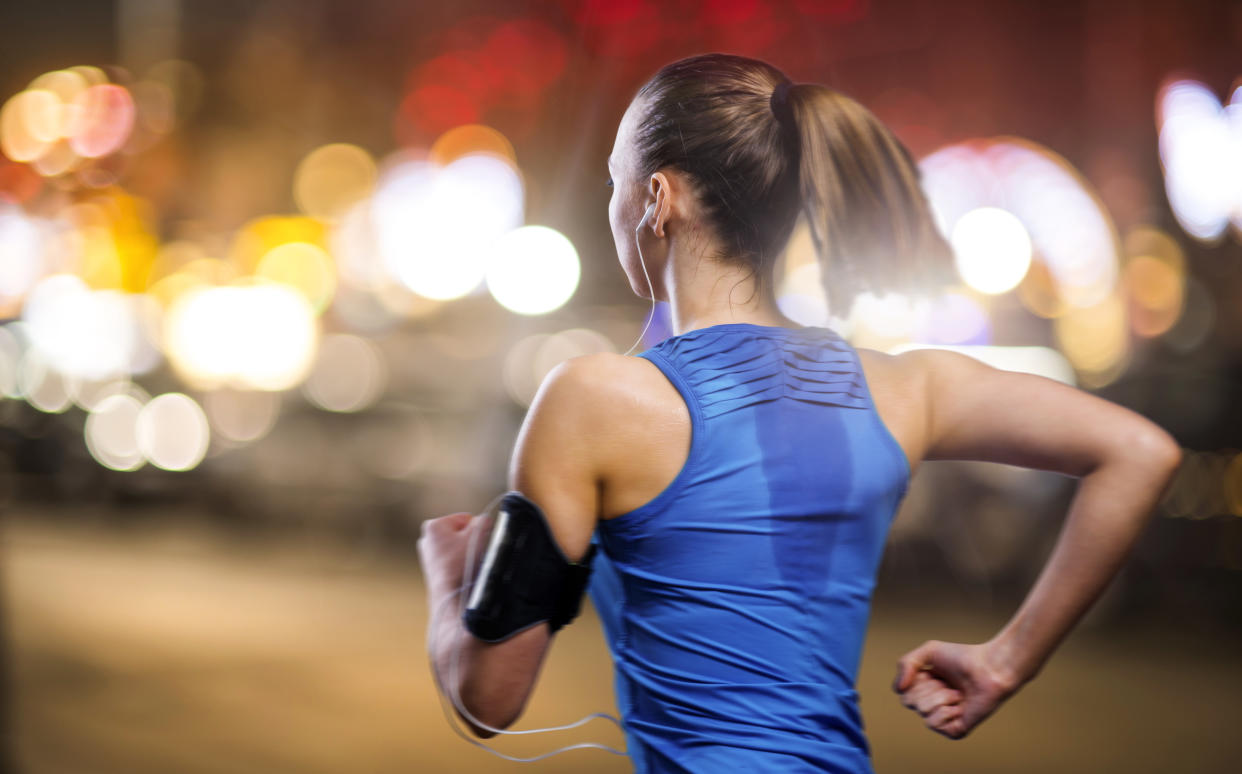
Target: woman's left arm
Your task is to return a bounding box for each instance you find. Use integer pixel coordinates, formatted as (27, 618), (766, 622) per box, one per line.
(419, 355), (607, 737)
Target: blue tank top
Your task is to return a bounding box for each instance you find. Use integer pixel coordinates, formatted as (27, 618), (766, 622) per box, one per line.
(587, 322), (910, 774)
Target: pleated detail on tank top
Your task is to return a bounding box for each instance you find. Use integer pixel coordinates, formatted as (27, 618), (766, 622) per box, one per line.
(651, 325), (869, 420)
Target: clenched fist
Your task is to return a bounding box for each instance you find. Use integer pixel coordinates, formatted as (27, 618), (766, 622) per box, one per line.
(892, 639), (1023, 740)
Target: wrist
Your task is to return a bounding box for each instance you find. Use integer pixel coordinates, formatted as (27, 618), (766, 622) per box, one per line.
(982, 634), (1032, 695)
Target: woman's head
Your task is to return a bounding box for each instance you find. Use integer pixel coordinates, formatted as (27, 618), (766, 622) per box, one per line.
(608, 52), (953, 318)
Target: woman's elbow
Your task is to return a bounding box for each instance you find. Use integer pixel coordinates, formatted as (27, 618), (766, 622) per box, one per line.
(456, 682), (524, 739)
(1104, 425), (1182, 482)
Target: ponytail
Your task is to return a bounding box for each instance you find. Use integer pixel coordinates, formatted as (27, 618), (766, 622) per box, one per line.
(787, 85), (955, 317)
(633, 54), (954, 319)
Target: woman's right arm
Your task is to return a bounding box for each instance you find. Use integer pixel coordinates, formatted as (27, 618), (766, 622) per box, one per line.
(890, 348), (1183, 740)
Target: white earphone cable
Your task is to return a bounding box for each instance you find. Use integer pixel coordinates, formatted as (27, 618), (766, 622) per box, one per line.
(428, 493), (628, 762)
(622, 204), (659, 357)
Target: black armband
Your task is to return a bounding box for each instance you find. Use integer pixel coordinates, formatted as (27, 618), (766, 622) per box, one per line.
(462, 491), (596, 643)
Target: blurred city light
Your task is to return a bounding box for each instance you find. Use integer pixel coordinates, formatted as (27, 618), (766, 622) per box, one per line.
(302, 333), (387, 413)
(486, 225), (581, 315)
(950, 206), (1032, 294)
(293, 143), (377, 222)
(1157, 78), (1242, 243)
(136, 392), (210, 471)
(85, 393), (146, 471)
(373, 152), (524, 300)
(203, 388), (282, 444)
(163, 282), (318, 391)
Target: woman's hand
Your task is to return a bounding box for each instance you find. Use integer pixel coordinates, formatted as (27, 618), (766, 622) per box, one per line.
(892, 639), (1021, 740)
(417, 511), (483, 599)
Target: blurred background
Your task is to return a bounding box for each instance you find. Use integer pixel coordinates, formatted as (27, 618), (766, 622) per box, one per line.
(0, 0), (1240, 772)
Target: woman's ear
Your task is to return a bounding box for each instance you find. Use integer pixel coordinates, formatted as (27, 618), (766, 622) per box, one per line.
(647, 171), (675, 239)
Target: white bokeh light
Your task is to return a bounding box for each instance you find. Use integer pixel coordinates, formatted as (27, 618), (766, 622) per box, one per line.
(486, 226), (580, 315)
(22, 274), (153, 380)
(950, 207), (1032, 295)
(85, 393), (145, 471)
(136, 392), (210, 471)
(373, 154), (524, 300)
(164, 282), (319, 391)
(0, 206), (44, 304)
(1157, 79), (1242, 242)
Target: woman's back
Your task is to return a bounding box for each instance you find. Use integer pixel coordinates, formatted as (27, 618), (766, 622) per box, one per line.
(589, 322), (911, 773)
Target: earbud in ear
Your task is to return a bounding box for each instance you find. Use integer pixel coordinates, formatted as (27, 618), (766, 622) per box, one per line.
(638, 203), (656, 231)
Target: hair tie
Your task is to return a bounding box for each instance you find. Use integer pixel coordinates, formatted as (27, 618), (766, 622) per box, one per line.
(770, 80), (794, 121)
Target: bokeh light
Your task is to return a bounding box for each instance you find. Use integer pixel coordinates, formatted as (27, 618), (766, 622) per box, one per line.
(255, 241), (337, 314)
(486, 226), (580, 315)
(950, 207), (1032, 294)
(1157, 79), (1242, 242)
(164, 282), (318, 391)
(302, 333), (387, 413)
(22, 274), (153, 380)
(136, 392), (210, 471)
(0, 204), (45, 305)
(203, 388), (282, 444)
(373, 152), (523, 300)
(502, 328), (615, 407)
(85, 393), (146, 471)
(293, 143), (377, 221)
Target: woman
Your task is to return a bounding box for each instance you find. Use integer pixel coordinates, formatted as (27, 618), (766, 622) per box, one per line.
(419, 53), (1182, 772)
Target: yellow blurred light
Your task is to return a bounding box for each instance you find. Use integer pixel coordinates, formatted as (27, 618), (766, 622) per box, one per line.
(22, 89), (64, 143)
(67, 65), (108, 87)
(486, 226), (580, 315)
(30, 138), (80, 177)
(1053, 291), (1129, 385)
(147, 271), (209, 309)
(203, 388), (281, 444)
(1124, 255), (1183, 337)
(78, 226), (124, 289)
(1016, 257), (1067, 318)
(302, 333), (386, 412)
(85, 393), (146, 471)
(293, 143), (377, 221)
(1, 90), (59, 161)
(136, 392), (210, 471)
(29, 69), (90, 105)
(430, 124), (517, 165)
(146, 240), (210, 287)
(951, 207), (1032, 294)
(163, 282), (319, 391)
(1124, 226), (1186, 274)
(228, 215), (327, 274)
(255, 241), (336, 313)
